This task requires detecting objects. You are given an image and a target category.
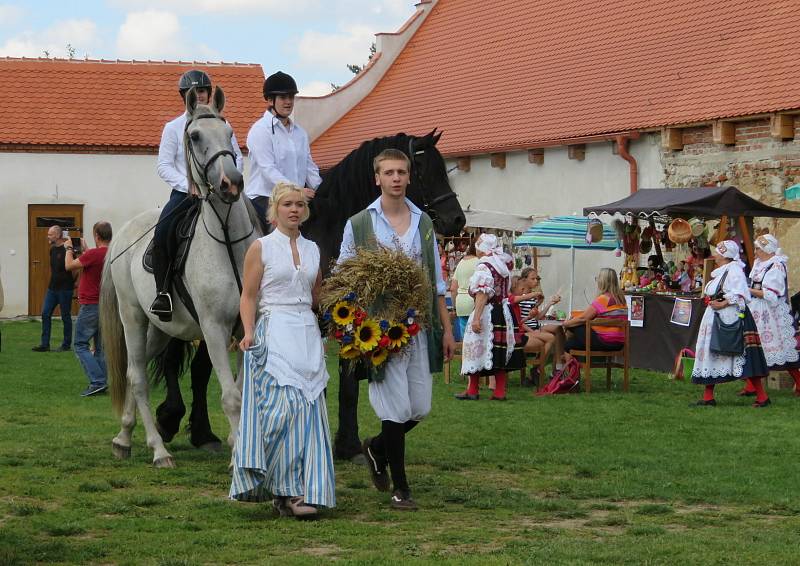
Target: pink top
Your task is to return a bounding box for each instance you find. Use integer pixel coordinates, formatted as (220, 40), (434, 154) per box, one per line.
(590, 293), (627, 343)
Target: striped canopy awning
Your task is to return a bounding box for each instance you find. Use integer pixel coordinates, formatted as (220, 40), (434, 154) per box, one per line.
(513, 216), (618, 250)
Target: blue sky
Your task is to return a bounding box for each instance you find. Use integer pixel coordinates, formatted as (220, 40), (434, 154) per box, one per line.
(0, 0), (413, 95)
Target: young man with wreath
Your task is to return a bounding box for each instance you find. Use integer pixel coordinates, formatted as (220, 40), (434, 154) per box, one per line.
(337, 149), (455, 510)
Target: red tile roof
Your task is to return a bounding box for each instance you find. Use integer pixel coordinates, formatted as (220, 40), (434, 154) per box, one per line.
(1, 58), (265, 150)
(312, 0), (800, 168)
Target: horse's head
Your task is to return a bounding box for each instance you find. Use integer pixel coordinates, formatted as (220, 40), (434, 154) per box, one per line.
(184, 86), (243, 204)
(406, 129), (465, 236)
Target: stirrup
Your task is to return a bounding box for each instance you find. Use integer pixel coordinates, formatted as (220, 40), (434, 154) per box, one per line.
(150, 292), (173, 320)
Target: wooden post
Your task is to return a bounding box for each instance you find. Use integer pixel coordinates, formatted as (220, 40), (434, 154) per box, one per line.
(715, 216), (729, 245)
(737, 216), (754, 265)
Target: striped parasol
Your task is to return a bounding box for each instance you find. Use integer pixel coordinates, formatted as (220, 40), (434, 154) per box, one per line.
(513, 216), (619, 312)
(513, 215), (618, 250)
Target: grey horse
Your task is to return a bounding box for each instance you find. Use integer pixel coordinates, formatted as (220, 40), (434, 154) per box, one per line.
(100, 87), (259, 467)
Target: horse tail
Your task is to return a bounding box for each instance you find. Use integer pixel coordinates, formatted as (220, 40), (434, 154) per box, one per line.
(100, 264), (128, 416)
(149, 338), (195, 387)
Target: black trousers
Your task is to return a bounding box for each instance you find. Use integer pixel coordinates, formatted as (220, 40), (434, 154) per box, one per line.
(564, 324), (620, 352)
(249, 196), (272, 234)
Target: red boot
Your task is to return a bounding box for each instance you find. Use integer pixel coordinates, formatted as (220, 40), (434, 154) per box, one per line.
(490, 371), (507, 401)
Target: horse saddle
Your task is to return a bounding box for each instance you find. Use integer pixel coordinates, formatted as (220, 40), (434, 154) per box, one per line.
(143, 200), (202, 320)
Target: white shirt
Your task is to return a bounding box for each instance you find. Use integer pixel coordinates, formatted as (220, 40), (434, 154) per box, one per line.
(244, 111), (322, 199)
(157, 113), (244, 194)
(338, 197), (447, 296)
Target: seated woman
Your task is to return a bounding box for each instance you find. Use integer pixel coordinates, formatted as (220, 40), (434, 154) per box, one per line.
(560, 268), (628, 365)
(511, 274), (560, 355)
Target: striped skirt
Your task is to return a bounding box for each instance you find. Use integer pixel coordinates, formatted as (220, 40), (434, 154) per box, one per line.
(229, 353), (336, 508)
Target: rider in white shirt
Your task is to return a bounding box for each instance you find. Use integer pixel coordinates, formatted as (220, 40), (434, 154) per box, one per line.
(150, 70), (244, 321)
(245, 71), (321, 232)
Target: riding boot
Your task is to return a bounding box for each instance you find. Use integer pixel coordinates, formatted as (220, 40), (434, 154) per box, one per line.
(149, 245), (173, 322)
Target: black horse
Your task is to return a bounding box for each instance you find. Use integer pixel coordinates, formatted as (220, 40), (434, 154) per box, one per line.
(153, 129), (465, 457)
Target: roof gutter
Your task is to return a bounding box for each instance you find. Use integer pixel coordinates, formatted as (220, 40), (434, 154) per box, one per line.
(615, 132), (640, 194)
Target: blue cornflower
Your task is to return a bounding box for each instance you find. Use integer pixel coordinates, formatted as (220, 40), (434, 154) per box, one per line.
(379, 320), (390, 331)
(344, 292), (357, 302)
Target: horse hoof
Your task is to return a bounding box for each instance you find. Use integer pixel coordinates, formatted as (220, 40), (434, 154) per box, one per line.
(112, 441), (131, 460)
(198, 441), (223, 453)
(153, 456), (176, 469)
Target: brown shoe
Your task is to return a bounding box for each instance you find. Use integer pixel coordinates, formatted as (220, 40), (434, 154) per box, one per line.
(390, 490), (418, 511)
(273, 496), (318, 520)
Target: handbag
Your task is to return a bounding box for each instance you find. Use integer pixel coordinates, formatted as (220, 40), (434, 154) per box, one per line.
(709, 312), (744, 356)
(707, 269), (744, 355)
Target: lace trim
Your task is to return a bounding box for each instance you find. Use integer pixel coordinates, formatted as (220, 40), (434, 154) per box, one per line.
(692, 354), (745, 378)
(460, 309), (493, 374)
(753, 299), (800, 367)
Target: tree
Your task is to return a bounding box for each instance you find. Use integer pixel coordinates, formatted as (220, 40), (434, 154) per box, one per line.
(332, 42), (377, 92)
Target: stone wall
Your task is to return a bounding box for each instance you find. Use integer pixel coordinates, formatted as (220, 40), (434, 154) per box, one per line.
(662, 119), (800, 288)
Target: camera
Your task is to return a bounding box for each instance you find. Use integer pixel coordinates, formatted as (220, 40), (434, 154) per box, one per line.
(70, 237), (82, 255)
(62, 229), (69, 239)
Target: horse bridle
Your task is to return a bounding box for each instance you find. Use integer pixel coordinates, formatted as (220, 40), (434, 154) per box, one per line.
(408, 138), (458, 222)
(184, 113), (238, 204)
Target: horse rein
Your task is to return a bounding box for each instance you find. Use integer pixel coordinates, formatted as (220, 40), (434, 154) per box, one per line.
(407, 138), (458, 223)
(184, 112), (238, 205)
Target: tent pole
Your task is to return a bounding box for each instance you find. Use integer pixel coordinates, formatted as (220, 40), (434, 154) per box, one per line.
(738, 216), (754, 265)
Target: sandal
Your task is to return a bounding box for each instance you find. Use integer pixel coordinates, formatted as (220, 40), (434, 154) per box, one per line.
(273, 496), (318, 520)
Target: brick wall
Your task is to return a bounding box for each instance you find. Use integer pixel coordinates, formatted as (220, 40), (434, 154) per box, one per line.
(663, 117), (800, 288)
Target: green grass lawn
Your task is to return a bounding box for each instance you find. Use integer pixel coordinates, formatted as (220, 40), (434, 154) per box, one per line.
(1, 319), (799, 565)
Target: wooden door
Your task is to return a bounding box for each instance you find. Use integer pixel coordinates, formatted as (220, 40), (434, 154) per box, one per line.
(28, 204), (84, 316)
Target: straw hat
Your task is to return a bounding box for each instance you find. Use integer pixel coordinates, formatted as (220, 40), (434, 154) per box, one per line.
(689, 218), (705, 237)
(668, 218), (692, 244)
(587, 218), (604, 243)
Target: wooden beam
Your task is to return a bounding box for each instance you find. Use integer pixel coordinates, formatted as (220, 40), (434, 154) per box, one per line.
(770, 113), (795, 140)
(490, 152), (506, 169)
(528, 148), (544, 165)
(712, 121), (735, 145)
(567, 144), (585, 161)
(662, 127), (684, 150)
(737, 216), (754, 266)
(456, 156), (471, 172)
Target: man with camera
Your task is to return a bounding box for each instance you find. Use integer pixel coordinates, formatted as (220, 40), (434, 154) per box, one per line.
(64, 222), (112, 397)
(32, 225), (74, 353)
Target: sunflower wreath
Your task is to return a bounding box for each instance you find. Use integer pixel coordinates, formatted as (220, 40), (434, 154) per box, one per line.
(320, 246), (431, 371)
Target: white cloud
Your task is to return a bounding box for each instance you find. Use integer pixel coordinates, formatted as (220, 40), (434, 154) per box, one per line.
(297, 24), (376, 71)
(0, 18), (98, 58)
(109, 0), (318, 16)
(115, 10), (219, 61)
(0, 4), (23, 26)
(301, 80), (334, 97)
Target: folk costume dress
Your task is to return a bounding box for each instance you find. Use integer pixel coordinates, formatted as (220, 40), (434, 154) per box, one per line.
(691, 252), (767, 385)
(748, 250), (800, 370)
(461, 241), (526, 376)
(229, 230), (335, 508)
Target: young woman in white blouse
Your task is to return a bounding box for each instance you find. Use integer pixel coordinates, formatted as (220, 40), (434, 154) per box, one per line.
(229, 182), (335, 520)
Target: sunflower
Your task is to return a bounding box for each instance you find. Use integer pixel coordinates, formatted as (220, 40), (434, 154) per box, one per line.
(332, 301), (355, 325)
(371, 348), (389, 367)
(356, 319), (381, 352)
(386, 322), (410, 349)
(340, 343), (361, 359)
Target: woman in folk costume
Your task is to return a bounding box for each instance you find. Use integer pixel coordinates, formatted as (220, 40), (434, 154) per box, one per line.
(230, 182), (335, 520)
(691, 240), (769, 407)
(739, 234), (800, 396)
(456, 233), (526, 401)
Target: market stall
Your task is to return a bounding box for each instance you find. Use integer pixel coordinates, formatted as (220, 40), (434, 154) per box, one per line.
(584, 186), (800, 373)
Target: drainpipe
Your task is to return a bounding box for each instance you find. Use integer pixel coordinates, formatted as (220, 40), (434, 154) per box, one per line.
(615, 133), (640, 193)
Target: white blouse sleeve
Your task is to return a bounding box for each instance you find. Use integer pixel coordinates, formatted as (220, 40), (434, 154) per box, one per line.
(468, 263), (495, 299)
(761, 264), (787, 307)
(723, 265), (749, 308)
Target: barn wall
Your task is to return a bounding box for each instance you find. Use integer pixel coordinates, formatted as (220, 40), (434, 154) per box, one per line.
(0, 152), (253, 318)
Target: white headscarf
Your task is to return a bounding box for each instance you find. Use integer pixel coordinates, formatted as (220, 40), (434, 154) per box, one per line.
(476, 233), (512, 278)
(754, 234), (788, 263)
(714, 240), (745, 269)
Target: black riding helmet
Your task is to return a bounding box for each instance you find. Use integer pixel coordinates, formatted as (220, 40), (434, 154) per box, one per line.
(178, 70), (212, 99)
(263, 71), (298, 99)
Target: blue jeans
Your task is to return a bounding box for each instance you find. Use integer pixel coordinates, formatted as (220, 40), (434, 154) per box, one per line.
(74, 304), (106, 388)
(41, 288), (73, 348)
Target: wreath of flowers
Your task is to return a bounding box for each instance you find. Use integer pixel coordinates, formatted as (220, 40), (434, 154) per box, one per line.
(319, 246), (430, 369)
(324, 292), (421, 368)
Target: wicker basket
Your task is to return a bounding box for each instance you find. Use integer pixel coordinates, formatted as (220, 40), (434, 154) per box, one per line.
(668, 218), (692, 244)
